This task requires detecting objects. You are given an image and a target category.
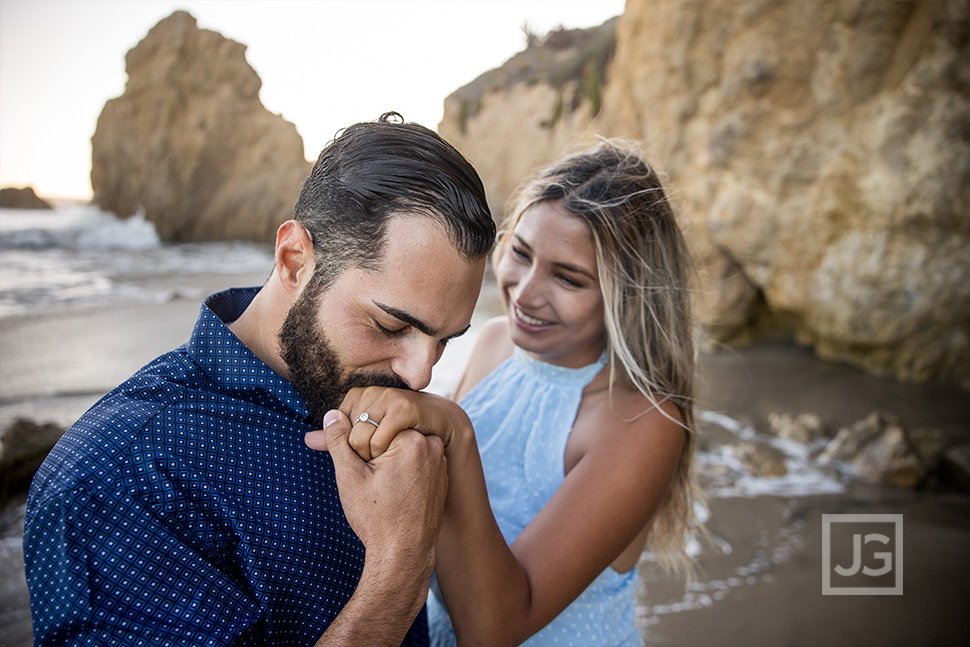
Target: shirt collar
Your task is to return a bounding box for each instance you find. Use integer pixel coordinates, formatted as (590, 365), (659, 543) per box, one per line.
(185, 287), (312, 424)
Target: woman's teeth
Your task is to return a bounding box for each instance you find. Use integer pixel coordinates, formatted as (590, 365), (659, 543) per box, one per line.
(516, 306), (550, 326)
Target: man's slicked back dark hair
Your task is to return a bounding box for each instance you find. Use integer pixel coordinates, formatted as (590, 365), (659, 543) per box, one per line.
(294, 112), (495, 292)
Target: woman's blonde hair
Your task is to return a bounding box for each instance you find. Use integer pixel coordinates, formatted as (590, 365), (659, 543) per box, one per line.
(495, 139), (706, 578)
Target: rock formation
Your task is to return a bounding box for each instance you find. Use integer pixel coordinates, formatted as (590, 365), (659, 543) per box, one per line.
(0, 418), (64, 508)
(440, 20), (617, 221)
(0, 187), (52, 210)
(768, 412), (828, 444)
(732, 441), (789, 477)
(439, 0), (970, 385)
(940, 443), (970, 491)
(818, 411), (926, 487)
(90, 11), (311, 242)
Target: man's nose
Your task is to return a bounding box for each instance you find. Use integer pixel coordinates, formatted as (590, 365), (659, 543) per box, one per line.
(390, 343), (437, 391)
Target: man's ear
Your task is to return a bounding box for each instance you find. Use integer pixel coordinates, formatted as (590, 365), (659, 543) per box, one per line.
(275, 220), (315, 296)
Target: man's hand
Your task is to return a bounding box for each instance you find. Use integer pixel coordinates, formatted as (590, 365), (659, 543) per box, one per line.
(321, 409), (448, 560)
(309, 410), (448, 646)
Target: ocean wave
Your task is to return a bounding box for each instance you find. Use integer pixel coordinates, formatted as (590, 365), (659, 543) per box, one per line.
(696, 409), (847, 499)
(0, 204), (160, 251)
(0, 204), (273, 318)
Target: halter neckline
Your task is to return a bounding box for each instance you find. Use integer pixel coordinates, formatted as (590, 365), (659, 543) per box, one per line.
(512, 347), (606, 388)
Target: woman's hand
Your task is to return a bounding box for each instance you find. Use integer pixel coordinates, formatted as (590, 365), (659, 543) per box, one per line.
(305, 387), (472, 461)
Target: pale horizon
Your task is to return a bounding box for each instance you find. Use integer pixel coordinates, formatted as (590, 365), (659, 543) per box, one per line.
(0, 0), (624, 201)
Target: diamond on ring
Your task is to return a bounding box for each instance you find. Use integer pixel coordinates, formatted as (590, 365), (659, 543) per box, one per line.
(357, 412), (380, 428)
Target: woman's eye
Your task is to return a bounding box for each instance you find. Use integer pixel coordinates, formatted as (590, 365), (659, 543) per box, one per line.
(511, 245), (530, 261)
(559, 275), (583, 288)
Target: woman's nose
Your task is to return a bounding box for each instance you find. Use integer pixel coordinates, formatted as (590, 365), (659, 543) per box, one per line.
(512, 268), (546, 307)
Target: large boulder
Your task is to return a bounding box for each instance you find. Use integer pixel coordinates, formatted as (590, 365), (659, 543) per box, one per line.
(768, 412), (829, 444)
(91, 11), (311, 242)
(732, 441), (789, 477)
(440, 1), (970, 385)
(605, 0), (970, 384)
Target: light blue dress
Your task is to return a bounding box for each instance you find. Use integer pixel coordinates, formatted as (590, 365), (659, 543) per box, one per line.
(428, 348), (644, 647)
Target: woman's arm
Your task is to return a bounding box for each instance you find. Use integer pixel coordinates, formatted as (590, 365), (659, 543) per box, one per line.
(310, 385), (684, 647)
(437, 399), (683, 646)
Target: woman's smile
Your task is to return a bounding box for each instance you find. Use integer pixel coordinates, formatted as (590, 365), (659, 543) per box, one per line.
(496, 200), (606, 368)
(511, 302), (554, 329)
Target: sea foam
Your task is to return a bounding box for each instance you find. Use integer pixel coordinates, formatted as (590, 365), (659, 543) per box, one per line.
(0, 204), (273, 318)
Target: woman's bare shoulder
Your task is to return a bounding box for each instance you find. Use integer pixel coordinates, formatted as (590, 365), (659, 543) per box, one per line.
(453, 316), (514, 401)
(571, 381), (685, 465)
(614, 385), (684, 429)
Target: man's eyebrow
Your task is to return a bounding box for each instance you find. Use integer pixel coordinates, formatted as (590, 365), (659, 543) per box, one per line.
(513, 234), (597, 280)
(374, 301), (471, 341)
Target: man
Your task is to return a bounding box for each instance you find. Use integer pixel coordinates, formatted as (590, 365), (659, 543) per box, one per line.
(24, 113), (495, 646)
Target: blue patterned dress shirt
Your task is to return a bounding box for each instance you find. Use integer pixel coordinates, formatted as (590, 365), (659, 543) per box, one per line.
(23, 288), (428, 646)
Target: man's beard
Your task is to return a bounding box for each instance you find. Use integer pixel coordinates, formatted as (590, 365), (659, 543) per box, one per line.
(279, 282), (409, 425)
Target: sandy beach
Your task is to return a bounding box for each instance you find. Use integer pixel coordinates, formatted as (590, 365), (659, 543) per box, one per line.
(2, 273), (969, 646)
(640, 342), (970, 647)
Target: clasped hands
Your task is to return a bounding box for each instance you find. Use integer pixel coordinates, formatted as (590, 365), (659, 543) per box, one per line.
(304, 386), (470, 460)
(304, 387), (470, 558)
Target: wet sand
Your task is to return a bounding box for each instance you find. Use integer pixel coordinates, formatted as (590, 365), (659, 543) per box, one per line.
(637, 341), (970, 647)
(2, 277), (969, 646)
(639, 482), (970, 647)
(0, 271), (270, 430)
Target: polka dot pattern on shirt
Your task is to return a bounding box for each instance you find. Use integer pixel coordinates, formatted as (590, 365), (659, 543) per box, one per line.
(24, 288), (427, 646)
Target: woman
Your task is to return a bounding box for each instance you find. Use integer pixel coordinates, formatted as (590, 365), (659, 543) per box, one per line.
(317, 140), (704, 646)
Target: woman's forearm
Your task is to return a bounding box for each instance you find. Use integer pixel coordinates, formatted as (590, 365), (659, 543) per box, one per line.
(435, 428), (535, 647)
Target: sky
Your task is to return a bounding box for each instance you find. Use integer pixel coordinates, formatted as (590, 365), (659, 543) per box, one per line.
(0, 0), (625, 200)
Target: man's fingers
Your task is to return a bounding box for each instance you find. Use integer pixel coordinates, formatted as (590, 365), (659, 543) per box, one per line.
(304, 429), (328, 451)
(423, 433), (445, 454)
(382, 428), (445, 465)
(304, 410), (345, 451)
(314, 411), (370, 484)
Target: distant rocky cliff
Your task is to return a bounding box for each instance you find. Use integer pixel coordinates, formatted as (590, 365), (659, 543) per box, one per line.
(439, 19), (618, 219)
(0, 187), (52, 210)
(440, 0), (970, 385)
(91, 11), (311, 242)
